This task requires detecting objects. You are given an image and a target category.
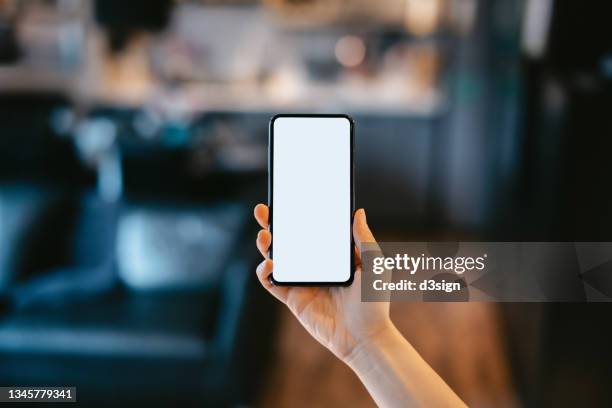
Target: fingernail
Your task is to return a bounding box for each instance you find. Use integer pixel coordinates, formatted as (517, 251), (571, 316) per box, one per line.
(358, 208), (367, 222)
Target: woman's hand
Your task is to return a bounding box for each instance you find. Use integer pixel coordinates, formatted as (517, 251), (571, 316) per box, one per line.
(255, 204), (467, 407)
(254, 204), (392, 361)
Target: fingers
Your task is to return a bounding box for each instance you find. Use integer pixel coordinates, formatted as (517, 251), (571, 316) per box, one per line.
(254, 204), (269, 229)
(256, 259), (288, 303)
(353, 208), (376, 253)
(256, 229), (271, 258)
(253, 204), (286, 302)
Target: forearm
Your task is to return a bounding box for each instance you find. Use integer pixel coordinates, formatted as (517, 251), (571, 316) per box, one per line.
(345, 323), (467, 408)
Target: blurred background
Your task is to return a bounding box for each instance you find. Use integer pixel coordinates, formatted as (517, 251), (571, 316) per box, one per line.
(0, 0), (611, 406)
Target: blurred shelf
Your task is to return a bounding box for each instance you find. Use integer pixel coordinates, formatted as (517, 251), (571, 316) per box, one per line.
(88, 81), (444, 118)
(0, 66), (77, 94)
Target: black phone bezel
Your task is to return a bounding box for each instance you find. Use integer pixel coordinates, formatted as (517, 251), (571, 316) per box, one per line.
(268, 113), (355, 286)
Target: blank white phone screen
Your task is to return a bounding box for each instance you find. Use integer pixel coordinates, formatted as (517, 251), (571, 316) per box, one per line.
(271, 116), (352, 283)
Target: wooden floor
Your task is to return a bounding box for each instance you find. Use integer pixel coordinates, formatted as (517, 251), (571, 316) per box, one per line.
(258, 302), (518, 408)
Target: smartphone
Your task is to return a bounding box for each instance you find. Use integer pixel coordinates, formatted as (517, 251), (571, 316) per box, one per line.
(269, 114), (354, 286)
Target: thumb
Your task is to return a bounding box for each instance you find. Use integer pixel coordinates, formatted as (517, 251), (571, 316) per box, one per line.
(353, 209), (376, 253)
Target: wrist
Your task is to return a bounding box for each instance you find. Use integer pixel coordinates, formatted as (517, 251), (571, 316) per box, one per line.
(343, 319), (399, 368)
